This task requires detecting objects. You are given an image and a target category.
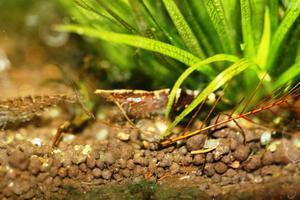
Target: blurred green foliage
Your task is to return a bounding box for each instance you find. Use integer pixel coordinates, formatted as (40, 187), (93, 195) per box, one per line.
(58, 0), (299, 135)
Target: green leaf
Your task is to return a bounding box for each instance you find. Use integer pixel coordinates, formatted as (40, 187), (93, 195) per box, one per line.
(56, 24), (215, 76)
(165, 54), (239, 117)
(190, 0), (223, 53)
(162, 58), (253, 138)
(204, 0), (236, 54)
(181, 0), (215, 56)
(250, 0), (266, 47)
(240, 0), (256, 58)
(255, 6), (270, 69)
(273, 61), (300, 89)
(97, 0), (137, 33)
(162, 0), (205, 58)
(267, 4), (300, 70)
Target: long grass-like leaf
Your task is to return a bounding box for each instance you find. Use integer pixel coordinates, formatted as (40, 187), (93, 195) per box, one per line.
(267, 4), (300, 70)
(240, 0), (255, 58)
(190, 0), (223, 53)
(162, 58), (253, 138)
(181, 0), (215, 56)
(56, 24), (216, 75)
(250, 0), (266, 47)
(268, 0), (279, 34)
(162, 0), (205, 58)
(204, 0), (236, 54)
(255, 7), (271, 69)
(165, 54), (239, 117)
(75, 0), (116, 24)
(97, 0), (137, 33)
(273, 61), (300, 89)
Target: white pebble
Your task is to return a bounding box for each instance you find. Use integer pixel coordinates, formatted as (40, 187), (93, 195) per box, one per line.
(63, 134), (76, 143)
(96, 128), (108, 140)
(31, 138), (42, 146)
(260, 131), (271, 146)
(117, 132), (130, 141)
(204, 139), (219, 149)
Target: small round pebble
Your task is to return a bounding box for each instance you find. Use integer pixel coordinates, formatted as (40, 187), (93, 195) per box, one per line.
(206, 152), (214, 163)
(243, 155), (262, 172)
(29, 156), (42, 175)
(204, 163), (215, 177)
(92, 168), (102, 178)
(126, 159), (135, 170)
(214, 162), (228, 174)
(102, 170), (112, 180)
(58, 168), (67, 178)
(8, 150), (29, 170)
(234, 145), (250, 161)
(186, 134), (206, 151)
(68, 166), (79, 178)
(262, 151), (273, 165)
(193, 154), (206, 165)
(170, 163), (180, 174)
(159, 154), (173, 167)
(79, 163), (88, 172)
(103, 152), (115, 165)
(86, 156), (96, 169)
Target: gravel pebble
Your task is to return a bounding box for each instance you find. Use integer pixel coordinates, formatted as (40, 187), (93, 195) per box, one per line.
(204, 163), (215, 177)
(182, 154), (193, 165)
(121, 169), (131, 178)
(262, 151), (274, 165)
(68, 166), (79, 178)
(133, 155), (148, 166)
(178, 146), (188, 156)
(53, 176), (62, 187)
(186, 134), (206, 151)
(58, 168), (67, 178)
(206, 152), (214, 163)
(214, 162), (228, 174)
(212, 129), (228, 138)
(28, 156), (42, 175)
(243, 155), (262, 172)
(8, 150), (29, 170)
(118, 158), (127, 169)
(214, 140), (230, 160)
(221, 154), (232, 164)
(193, 154), (206, 165)
(79, 163), (88, 172)
(260, 165), (281, 176)
(234, 145), (250, 161)
(96, 159), (104, 169)
(230, 138), (238, 151)
(92, 168), (102, 178)
(170, 163), (180, 174)
(101, 169), (112, 180)
(103, 152), (115, 165)
(49, 167), (58, 177)
(224, 168), (237, 177)
(159, 154), (173, 167)
(273, 139), (300, 164)
(126, 159), (135, 170)
(148, 158), (158, 173)
(211, 174), (221, 183)
(86, 156), (96, 169)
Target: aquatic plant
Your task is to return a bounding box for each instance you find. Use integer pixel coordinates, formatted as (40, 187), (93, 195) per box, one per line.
(57, 0), (300, 137)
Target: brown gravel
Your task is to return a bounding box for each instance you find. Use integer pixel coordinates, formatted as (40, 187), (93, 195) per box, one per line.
(193, 154), (206, 165)
(215, 162), (228, 174)
(234, 145), (251, 161)
(0, 114), (299, 199)
(186, 134), (206, 151)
